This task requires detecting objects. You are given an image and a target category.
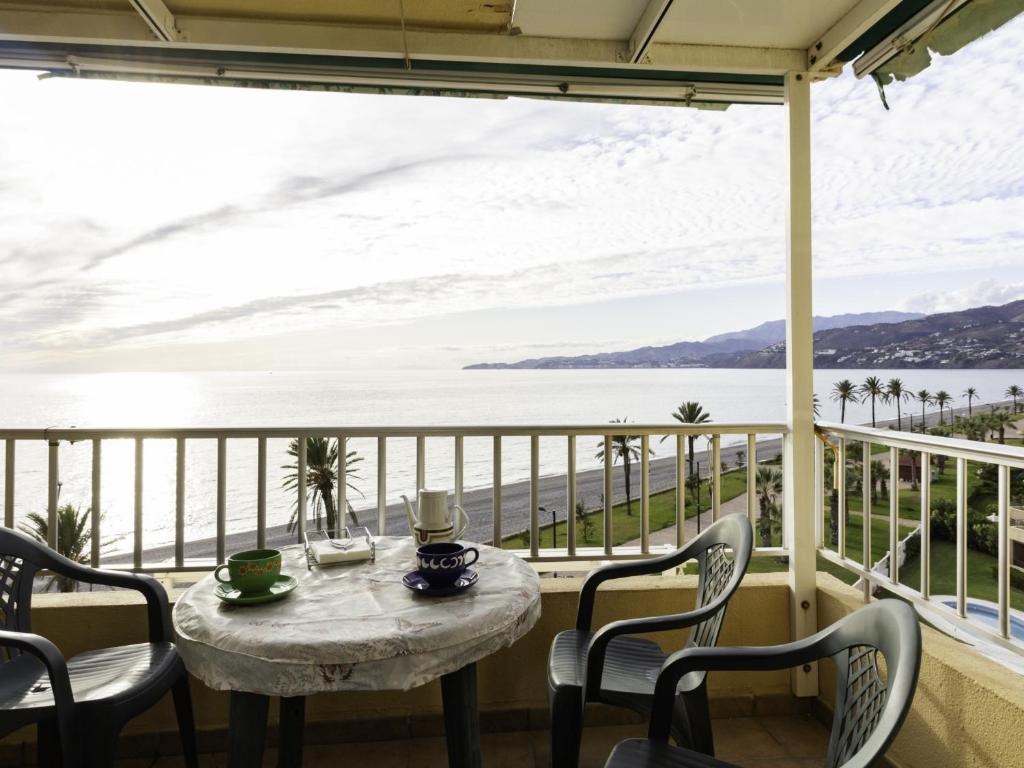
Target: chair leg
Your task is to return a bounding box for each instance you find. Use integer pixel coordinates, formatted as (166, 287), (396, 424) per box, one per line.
(83, 722), (123, 768)
(172, 674), (200, 768)
(676, 686), (714, 757)
(549, 686), (584, 768)
(38, 714), (78, 768)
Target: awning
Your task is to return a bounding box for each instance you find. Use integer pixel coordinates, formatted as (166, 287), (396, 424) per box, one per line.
(0, 0), (1019, 105)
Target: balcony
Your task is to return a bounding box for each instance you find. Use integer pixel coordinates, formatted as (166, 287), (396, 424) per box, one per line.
(1, 421), (1022, 767)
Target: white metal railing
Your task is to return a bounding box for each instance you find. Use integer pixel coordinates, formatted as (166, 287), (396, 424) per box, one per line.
(816, 420), (1024, 657)
(0, 423), (788, 572)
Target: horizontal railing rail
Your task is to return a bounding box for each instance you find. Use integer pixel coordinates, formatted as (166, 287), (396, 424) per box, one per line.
(0, 422), (788, 574)
(815, 420), (1023, 658)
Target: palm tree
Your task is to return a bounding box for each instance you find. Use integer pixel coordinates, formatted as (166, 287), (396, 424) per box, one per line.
(886, 378), (910, 431)
(914, 390), (932, 431)
(962, 387), (978, 417)
(989, 410), (1016, 444)
(754, 465), (783, 547)
(21, 504), (93, 592)
(596, 418), (652, 516)
(830, 379), (857, 423)
(1007, 384), (1022, 414)
(859, 376), (886, 428)
(934, 390), (952, 425)
(282, 437), (363, 535)
(662, 402), (712, 529)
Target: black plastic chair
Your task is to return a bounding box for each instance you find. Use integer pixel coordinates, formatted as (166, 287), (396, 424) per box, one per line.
(547, 513), (753, 767)
(0, 527), (198, 768)
(604, 599), (922, 768)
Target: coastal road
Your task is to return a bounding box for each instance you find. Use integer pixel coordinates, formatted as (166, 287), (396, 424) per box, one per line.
(123, 398), (1018, 564)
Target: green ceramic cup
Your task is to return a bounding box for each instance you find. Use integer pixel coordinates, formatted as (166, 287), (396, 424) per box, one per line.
(214, 549), (281, 594)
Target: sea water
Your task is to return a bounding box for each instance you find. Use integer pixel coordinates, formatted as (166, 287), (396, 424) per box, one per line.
(0, 368), (1019, 550)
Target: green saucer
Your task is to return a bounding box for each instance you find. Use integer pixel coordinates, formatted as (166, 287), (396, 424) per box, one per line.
(215, 574), (298, 605)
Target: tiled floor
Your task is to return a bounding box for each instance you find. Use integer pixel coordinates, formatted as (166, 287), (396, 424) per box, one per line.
(114, 714), (831, 767)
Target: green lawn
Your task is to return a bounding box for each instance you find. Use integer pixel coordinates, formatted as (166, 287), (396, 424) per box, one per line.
(749, 513), (914, 580)
(829, 460), (992, 523)
(901, 539), (1024, 611)
(501, 468), (749, 550)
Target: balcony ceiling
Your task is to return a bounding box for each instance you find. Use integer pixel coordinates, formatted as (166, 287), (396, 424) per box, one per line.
(0, 0), (1018, 106)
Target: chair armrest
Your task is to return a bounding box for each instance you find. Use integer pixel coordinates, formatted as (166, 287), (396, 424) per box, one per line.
(0, 629), (74, 710)
(583, 603), (722, 701)
(648, 635), (824, 739)
(42, 558), (172, 643)
(575, 546), (698, 631)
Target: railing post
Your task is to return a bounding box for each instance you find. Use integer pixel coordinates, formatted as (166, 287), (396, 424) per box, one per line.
(920, 451), (931, 600)
(955, 457), (967, 618)
(889, 446), (899, 584)
(377, 436), (386, 535)
(530, 436), (540, 557)
(134, 438), (143, 569)
(217, 438), (227, 561)
(91, 439), (101, 567)
(257, 437), (267, 549)
(746, 433), (757, 529)
(783, 69), (818, 697)
(454, 436), (464, 510)
(175, 438), (186, 567)
(710, 435), (721, 522)
(416, 435), (425, 492)
(603, 435), (613, 556)
(297, 437), (307, 542)
(567, 436), (577, 557)
(47, 439), (59, 550)
(675, 435), (686, 548)
(997, 464), (1010, 639)
(338, 435), (347, 530)
(492, 436), (502, 546)
(837, 438), (847, 559)
(862, 441), (872, 602)
(641, 434), (650, 553)
(4, 439), (14, 528)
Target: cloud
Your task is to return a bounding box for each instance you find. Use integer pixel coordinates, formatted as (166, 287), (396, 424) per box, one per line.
(0, 12), (1022, 370)
(900, 279), (1024, 315)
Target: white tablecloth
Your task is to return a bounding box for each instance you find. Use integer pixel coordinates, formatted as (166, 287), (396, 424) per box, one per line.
(172, 538), (541, 696)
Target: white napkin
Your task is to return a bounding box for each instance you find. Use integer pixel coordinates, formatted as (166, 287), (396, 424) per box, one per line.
(311, 537), (373, 565)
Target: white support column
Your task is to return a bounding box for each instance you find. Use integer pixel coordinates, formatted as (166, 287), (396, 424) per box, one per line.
(783, 71), (819, 698)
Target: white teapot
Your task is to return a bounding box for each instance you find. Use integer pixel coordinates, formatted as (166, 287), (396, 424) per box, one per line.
(401, 488), (469, 544)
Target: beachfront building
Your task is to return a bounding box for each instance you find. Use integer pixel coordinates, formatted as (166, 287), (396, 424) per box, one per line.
(1, 2), (1023, 766)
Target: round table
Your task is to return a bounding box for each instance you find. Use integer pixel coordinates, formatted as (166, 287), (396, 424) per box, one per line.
(173, 537), (540, 768)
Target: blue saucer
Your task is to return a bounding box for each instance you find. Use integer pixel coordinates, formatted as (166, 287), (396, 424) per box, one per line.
(402, 568), (478, 597)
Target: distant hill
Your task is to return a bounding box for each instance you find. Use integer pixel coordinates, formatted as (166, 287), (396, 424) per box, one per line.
(464, 311), (923, 369)
(722, 299), (1024, 369)
(703, 311), (922, 346)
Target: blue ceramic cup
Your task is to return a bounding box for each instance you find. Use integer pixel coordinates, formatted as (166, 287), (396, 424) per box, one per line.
(416, 542), (479, 587)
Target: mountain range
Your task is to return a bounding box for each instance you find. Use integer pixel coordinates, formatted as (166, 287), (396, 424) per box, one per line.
(465, 301), (1024, 369)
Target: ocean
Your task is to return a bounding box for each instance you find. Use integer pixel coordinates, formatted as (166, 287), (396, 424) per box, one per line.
(1, 368), (1019, 551)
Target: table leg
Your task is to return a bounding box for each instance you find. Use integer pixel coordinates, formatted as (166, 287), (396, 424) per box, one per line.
(440, 662), (481, 768)
(228, 691), (269, 768)
(278, 696), (306, 768)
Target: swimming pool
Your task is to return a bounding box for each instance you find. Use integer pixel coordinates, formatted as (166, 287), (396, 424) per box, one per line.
(915, 596), (1024, 674)
(933, 597), (1024, 641)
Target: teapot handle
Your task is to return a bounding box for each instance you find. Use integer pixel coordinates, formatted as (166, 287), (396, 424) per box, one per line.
(452, 505), (470, 540)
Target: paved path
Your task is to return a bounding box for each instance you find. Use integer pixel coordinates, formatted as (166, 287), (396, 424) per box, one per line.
(118, 400), (1021, 565)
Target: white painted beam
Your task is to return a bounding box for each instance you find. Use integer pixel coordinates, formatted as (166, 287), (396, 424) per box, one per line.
(807, 0), (904, 71)
(129, 0), (182, 43)
(0, 5), (805, 76)
(629, 0), (674, 64)
(783, 70), (819, 698)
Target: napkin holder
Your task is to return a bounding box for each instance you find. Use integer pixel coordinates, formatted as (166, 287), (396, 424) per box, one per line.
(304, 527), (375, 570)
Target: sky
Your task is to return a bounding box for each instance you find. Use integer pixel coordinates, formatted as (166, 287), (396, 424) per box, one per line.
(0, 16), (1022, 372)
